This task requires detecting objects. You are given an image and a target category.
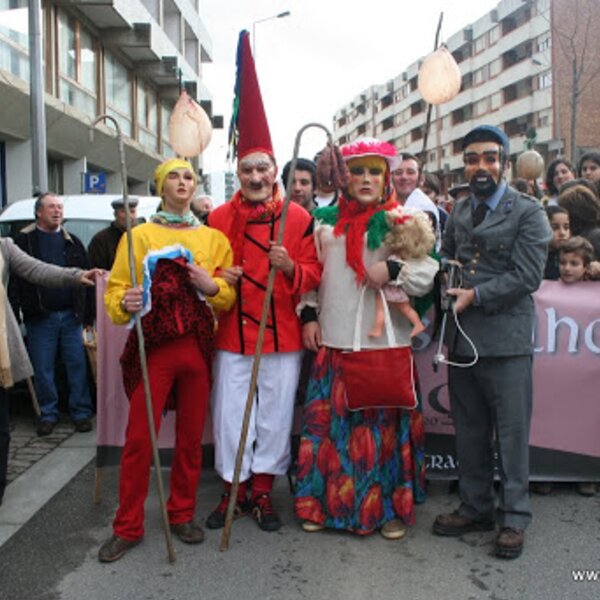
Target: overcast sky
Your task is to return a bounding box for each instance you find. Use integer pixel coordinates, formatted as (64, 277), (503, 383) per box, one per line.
(201, 0), (500, 173)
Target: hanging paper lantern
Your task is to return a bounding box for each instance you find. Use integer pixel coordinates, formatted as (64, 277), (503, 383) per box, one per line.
(517, 150), (545, 180)
(168, 90), (213, 158)
(418, 46), (462, 105)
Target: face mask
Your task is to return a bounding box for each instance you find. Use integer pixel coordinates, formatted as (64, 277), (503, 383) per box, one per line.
(469, 170), (498, 199)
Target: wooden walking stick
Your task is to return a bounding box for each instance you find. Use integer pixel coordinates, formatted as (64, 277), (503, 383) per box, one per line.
(220, 123), (334, 551)
(90, 116), (176, 564)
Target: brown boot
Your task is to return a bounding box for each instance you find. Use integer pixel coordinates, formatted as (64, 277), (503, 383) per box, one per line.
(495, 527), (524, 559)
(170, 520), (205, 544)
(98, 535), (142, 563)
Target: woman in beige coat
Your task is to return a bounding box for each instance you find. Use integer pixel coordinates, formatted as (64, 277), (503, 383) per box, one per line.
(0, 237), (99, 504)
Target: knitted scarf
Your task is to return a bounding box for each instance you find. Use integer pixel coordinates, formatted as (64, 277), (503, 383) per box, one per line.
(150, 210), (200, 227)
(0, 249), (13, 388)
(226, 186), (283, 263)
(331, 194), (397, 284)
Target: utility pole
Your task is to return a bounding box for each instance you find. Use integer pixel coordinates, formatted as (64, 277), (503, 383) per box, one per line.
(28, 0), (48, 194)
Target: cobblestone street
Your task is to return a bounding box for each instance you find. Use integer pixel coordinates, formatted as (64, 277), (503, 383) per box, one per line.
(7, 417), (76, 485)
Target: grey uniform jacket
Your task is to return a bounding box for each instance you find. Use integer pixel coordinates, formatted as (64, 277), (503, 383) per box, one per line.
(0, 238), (83, 387)
(441, 185), (552, 358)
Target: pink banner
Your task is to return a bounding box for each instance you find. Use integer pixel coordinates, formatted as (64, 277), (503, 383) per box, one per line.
(415, 280), (600, 459)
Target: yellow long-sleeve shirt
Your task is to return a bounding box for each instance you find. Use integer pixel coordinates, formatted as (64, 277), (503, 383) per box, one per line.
(105, 222), (236, 325)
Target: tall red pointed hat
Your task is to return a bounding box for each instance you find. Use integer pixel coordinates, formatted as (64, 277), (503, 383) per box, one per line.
(227, 30), (274, 161)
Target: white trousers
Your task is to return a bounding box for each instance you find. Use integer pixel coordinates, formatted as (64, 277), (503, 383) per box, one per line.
(211, 350), (302, 482)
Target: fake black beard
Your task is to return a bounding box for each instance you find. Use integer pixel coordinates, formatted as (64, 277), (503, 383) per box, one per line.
(469, 171), (498, 199)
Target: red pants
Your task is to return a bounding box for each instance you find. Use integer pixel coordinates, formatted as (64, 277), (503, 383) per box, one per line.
(113, 335), (209, 540)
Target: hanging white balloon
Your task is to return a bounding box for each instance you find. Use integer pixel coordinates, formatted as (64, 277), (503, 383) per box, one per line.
(418, 46), (462, 105)
(168, 90), (213, 158)
(517, 150), (545, 180)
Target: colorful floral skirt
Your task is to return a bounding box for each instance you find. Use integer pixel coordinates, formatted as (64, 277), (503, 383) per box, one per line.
(294, 346), (426, 535)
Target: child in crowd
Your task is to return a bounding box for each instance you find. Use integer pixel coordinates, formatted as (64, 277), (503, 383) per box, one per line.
(544, 206), (570, 280)
(559, 236), (597, 496)
(558, 236), (593, 285)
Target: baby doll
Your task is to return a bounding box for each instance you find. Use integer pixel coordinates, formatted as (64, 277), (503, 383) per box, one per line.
(369, 207), (436, 338)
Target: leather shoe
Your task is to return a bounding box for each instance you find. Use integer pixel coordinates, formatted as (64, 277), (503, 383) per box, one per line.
(37, 421), (56, 437)
(432, 511), (495, 536)
(74, 419), (92, 433)
(170, 520), (204, 544)
(98, 535), (141, 562)
(495, 527), (524, 559)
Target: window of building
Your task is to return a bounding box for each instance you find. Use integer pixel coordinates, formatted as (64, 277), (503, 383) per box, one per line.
(474, 97), (489, 117)
(409, 76), (418, 92)
(337, 115), (347, 128)
(380, 93), (393, 110)
(136, 80), (158, 151)
(411, 127), (423, 142)
(0, 2), (29, 80)
(411, 100), (424, 116)
(502, 41), (533, 70)
(105, 51), (132, 136)
(489, 58), (501, 77)
(452, 139), (463, 155)
(473, 65), (488, 85)
(538, 71), (552, 90)
(57, 11), (97, 117)
(429, 151), (436, 162)
(490, 92), (502, 110)
(473, 34), (486, 54)
(537, 36), (551, 52)
(538, 112), (550, 128)
(501, 5), (531, 36)
(357, 124), (366, 135)
(381, 116), (393, 131)
(160, 101), (174, 157)
(488, 25), (500, 46)
(462, 72), (473, 91)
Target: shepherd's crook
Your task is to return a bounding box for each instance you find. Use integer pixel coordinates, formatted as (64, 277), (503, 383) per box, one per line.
(220, 123), (334, 551)
(90, 116), (176, 564)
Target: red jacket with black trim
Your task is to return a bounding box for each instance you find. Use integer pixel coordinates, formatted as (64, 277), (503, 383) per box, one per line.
(208, 200), (321, 355)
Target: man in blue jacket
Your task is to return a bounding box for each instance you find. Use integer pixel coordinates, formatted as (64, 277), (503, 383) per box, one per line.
(432, 126), (552, 559)
(10, 193), (94, 436)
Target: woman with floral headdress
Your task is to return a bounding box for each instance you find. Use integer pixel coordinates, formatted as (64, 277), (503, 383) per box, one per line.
(294, 138), (438, 539)
(98, 158), (236, 562)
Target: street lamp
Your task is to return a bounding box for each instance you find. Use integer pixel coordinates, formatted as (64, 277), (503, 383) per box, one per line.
(252, 10), (291, 56)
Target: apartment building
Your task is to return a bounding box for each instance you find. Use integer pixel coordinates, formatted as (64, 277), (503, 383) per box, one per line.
(0, 0), (214, 204)
(332, 0), (600, 186)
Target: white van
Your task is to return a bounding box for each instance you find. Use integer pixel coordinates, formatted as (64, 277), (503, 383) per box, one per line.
(0, 194), (160, 247)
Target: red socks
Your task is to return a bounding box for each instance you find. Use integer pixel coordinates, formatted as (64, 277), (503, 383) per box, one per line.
(224, 480), (247, 502)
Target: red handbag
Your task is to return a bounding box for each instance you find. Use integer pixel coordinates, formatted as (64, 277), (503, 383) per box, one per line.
(340, 288), (417, 411)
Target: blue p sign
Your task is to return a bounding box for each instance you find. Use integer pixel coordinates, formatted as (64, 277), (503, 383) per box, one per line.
(84, 172), (107, 193)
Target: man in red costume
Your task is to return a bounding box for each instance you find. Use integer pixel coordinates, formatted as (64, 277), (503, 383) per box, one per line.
(206, 31), (321, 532)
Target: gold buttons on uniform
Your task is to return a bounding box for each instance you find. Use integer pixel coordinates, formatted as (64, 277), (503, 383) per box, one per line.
(469, 269), (476, 275)
(242, 320), (247, 326)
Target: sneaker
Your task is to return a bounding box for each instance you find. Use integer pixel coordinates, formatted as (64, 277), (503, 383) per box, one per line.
(170, 520), (204, 544)
(495, 527), (524, 559)
(380, 519), (406, 540)
(432, 511), (495, 536)
(74, 419), (92, 433)
(98, 535), (142, 563)
(301, 520), (325, 533)
(251, 493), (282, 532)
(37, 420), (56, 437)
(205, 493), (248, 530)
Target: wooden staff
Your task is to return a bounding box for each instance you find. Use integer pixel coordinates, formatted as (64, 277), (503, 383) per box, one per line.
(90, 116), (176, 563)
(220, 123), (333, 551)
